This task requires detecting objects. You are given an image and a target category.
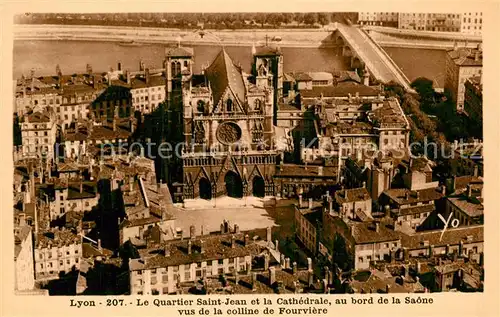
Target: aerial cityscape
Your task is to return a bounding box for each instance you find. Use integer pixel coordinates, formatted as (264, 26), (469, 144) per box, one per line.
(13, 12), (483, 296)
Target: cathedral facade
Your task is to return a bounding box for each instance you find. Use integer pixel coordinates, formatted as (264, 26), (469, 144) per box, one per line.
(164, 46), (284, 200)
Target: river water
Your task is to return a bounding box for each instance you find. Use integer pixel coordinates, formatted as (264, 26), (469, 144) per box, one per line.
(13, 40), (446, 87)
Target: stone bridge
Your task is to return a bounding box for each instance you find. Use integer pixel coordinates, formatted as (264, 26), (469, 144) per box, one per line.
(326, 23), (413, 91)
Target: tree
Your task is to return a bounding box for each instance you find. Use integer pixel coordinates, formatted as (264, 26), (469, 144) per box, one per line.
(304, 12), (318, 25)
(411, 77), (435, 104)
(318, 12), (330, 26)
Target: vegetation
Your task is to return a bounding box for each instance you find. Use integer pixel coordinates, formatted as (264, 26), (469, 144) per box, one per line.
(16, 12), (358, 30)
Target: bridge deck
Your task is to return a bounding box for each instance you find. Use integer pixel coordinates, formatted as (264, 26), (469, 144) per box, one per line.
(338, 24), (412, 90)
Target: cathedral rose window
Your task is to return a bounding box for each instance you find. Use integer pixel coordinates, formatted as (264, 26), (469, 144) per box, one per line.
(216, 122), (242, 145)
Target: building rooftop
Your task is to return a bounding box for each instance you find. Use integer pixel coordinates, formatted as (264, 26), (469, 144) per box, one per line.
(448, 195), (484, 218)
(396, 204), (435, 217)
(400, 225), (483, 250)
(129, 228), (270, 270)
(165, 46), (195, 58)
(447, 46), (483, 67)
(300, 82), (380, 98)
(205, 49), (246, 108)
(274, 164), (337, 178)
(253, 45), (282, 56)
(36, 228), (81, 248)
(383, 188), (443, 205)
(351, 221), (401, 244)
(335, 187), (371, 204)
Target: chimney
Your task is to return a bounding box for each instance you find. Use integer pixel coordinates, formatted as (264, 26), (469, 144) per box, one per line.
(231, 235), (236, 248)
(129, 176), (134, 192)
(139, 60), (145, 71)
(200, 240), (205, 254)
(189, 225), (196, 239)
(280, 254), (285, 267)
(97, 238), (102, 251)
(266, 226), (272, 242)
(79, 179), (83, 194)
(307, 257), (313, 271)
(234, 224), (240, 234)
(328, 198), (333, 214)
(187, 240), (192, 255)
(251, 272), (257, 291)
(374, 222), (380, 233)
(145, 68), (150, 85)
(220, 222), (225, 234)
(292, 262), (297, 274)
(224, 220), (229, 234)
(405, 191), (410, 200)
(298, 194), (303, 208)
(264, 253), (269, 270)
(268, 267), (276, 286)
(308, 270), (314, 287)
(385, 205), (391, 217)
(244, 234), (249, 246)
(285, 258), (291, 270)
(467, 184), (472, 197)
(126, 70), (131, 85)
(117, 62), (122, 71)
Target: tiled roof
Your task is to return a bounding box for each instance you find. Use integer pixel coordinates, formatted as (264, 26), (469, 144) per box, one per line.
(130, 75), (166, 89)
(26, 110), (54, 123)
(351, 221), (401, 244)
(447, 47), (483, 66)
(300, 82), (380, 98)
(448, 196), (483, 218)
(349, 269), (423, 293)
(400, 225), (483, 249)
(130, 228), (270, 270)
(36, 228), (81, 248)
(368, 99), (407, 127)
(254, 46), (282, 56)
(383, 188), (443, 205)
(308, 72), (333, 82)
(335, 187), (371, 203)
(67, 183), (97, 200)
(397, 204), (435, 217)
(290, 72), (313, 81)
(165, 46), (194, 57)
(120, 216), (163, 229)
(274, 164), (337, 178)
(88, 122), (132, 141)
(205, 49), (246, 108)
(451, 176), (483, 195)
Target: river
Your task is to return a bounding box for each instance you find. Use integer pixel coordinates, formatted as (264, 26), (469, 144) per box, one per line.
(13, 40), (447, 87)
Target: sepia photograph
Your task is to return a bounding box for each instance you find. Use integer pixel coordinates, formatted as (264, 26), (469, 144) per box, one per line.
(4, 2), (497, 315)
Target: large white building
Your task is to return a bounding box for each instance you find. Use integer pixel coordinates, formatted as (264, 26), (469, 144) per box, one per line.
(14, 226), (35, 291)
(21, 107), (58, 159)
(461, 12), (483, 35)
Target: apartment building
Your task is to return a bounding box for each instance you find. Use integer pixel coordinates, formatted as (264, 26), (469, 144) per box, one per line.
(444, 44), (483, 111)
(21, 107), (58, 159)
(460, 12), (483, 35)
(51, 181), (99, 220)
(35, 228), (83, 281)
(398, 13), (427, 30)
(358, 12), (399, 27)
(128, 225), (278, 295)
